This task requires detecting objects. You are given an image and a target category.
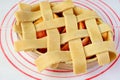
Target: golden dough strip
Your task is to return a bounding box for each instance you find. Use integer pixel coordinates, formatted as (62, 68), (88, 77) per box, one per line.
(40, 1), (60, 51)
(19, 3), (40, 11)
(96, 52), (110, 65)
(35, 51), (71, 71)
(51, 1), (74, 13)
(21, 22), (36, 39)
(13, 22), (22, 33)
(13, 3), (35, 38)
(73, 6), (98, 15)
(15, 3), (32, 33)
(35, 18), (65, 31)
(14, 40), (116, 59)
(19, 5), (37, 51)
(85, 19), (110, 65)
(40, 2), (60, 68)
(14, 38), (47, 51)
(108, 31), (113, 41)
(73, 6), (89, 15)
(14, 24), (112, 51)
(31, 3), (40, 11)
(14, 21), (111, 37)
(85, 41), (116, 58)
(61, 29), (88, 44)
(35, 13), (100, 31)
(99, 23), (113, 33)
(77, 13), (100, 22)
(63, 9), (86, 74)
(19, 3), (31, 11)
(86, 19), (103, 42)
(61, 24), (112, 44)
(15, 11), (41, 22)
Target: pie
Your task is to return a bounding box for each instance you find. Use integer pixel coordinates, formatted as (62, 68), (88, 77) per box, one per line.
(13, 0), (117, 74)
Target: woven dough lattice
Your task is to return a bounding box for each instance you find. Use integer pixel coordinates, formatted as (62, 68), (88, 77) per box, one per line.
(13, 0), (117, 74)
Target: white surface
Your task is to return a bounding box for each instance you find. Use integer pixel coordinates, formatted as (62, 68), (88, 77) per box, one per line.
(0, 0), (120, 80)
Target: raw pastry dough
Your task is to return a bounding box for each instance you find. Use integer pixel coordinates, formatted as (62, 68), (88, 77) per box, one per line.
(13, 0), (117, 74)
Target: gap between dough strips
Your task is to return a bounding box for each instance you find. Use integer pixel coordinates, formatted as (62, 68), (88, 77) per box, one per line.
(13, 0), (117, 74)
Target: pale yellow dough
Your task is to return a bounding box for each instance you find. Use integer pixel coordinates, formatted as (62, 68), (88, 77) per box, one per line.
(13, 0), (117, 74)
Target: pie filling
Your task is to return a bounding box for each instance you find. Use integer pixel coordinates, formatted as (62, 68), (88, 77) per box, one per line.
(13, 0), (117, 74)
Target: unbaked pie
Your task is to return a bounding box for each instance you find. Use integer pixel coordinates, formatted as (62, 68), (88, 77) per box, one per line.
(13, 0), (117, 74)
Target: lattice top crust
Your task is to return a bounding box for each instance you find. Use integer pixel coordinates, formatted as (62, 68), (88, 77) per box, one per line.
(13, 0), (117, 74)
